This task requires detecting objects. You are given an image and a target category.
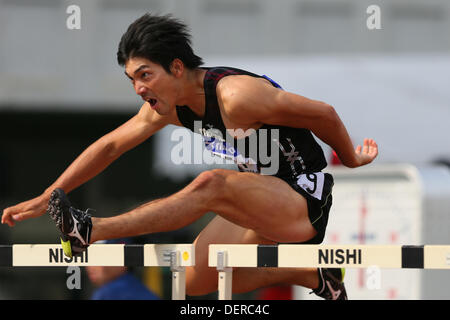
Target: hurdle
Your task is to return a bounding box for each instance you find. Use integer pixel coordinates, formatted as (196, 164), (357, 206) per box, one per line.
(0, 243), (195, 300)
(208, 244), (450, 300)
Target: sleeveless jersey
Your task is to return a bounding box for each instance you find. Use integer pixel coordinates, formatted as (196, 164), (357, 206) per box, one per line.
(175, 66), (327, 181)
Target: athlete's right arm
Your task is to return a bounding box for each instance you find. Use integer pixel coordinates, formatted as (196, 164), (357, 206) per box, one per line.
(1, 103), (181, 227)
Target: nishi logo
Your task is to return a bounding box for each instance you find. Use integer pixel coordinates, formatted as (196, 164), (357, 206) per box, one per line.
(318, 248), (362, 265)
(49, 248), (88, 263)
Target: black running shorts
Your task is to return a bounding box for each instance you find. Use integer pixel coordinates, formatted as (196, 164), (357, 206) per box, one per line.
(285, 172), (334, 244)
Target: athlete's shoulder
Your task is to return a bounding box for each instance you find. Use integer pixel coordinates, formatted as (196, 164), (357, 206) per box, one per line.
(216, 71), (276, 102)
(205, 66), (262, 79)
(216, 76), (280, 128)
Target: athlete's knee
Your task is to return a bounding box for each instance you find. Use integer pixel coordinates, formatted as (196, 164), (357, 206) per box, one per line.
(189, 169), (238, 210)
(192, 169), (231, 192)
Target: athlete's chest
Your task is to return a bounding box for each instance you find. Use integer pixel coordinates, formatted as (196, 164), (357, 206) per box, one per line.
(215, 101), (263, 138)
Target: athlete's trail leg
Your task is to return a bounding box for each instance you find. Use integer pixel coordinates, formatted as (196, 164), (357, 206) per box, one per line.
(185, 216), (319, 296)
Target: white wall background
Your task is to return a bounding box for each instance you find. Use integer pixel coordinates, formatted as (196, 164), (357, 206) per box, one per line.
(1, 0), (449, 173)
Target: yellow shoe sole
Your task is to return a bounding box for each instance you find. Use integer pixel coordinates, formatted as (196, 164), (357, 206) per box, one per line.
(341, 268), (346, 282)
(60, 237), (72, 259)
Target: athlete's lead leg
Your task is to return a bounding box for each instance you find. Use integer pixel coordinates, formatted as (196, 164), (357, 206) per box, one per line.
(89, 168), (316, 244)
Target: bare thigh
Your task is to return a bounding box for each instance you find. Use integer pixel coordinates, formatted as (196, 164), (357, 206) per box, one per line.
(210, 169), (317, 243)
(186, 215), (275, 296)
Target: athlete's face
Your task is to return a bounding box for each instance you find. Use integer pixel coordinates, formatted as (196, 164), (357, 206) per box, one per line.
(124, 57), (180, 115)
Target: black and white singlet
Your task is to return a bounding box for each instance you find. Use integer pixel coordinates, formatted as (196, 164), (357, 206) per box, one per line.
(175, 66), (329, 199)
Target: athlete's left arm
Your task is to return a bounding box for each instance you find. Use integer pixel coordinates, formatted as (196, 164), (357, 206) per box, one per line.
(218, 75), (378, 168)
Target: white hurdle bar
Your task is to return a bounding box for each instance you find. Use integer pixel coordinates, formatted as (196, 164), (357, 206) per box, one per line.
(209, 244), (450, 300)
(0, 243), (195, 300)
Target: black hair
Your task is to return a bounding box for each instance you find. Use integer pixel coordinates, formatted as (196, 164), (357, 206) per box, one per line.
(117, 13), (203, 73)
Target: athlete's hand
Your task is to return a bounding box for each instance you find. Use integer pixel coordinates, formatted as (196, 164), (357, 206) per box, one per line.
(1, 193), (50, 227)
(354, 138), (378, 167)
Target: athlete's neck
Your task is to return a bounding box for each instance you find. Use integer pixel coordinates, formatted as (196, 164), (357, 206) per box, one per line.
(176, 68), (207, 117)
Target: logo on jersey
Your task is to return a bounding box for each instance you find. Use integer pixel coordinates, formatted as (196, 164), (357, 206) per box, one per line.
(169, 121), (280, 175)
(198, 123), (259, 173)
(274, 138), (306, 177)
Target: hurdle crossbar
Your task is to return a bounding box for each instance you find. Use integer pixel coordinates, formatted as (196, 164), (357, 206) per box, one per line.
(209, 244), (450, 300)
(0, 244), (195, 300)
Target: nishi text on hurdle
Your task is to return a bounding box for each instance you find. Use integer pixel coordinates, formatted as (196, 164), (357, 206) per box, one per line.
(318, 248), (362, 265)
(49, 248), (88, 263)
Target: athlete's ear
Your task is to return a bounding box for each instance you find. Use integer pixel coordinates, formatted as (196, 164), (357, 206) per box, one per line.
(170, 59), (184, 78)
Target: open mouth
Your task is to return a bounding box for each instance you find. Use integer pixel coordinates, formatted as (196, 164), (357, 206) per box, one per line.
(148, 98), (157, 107)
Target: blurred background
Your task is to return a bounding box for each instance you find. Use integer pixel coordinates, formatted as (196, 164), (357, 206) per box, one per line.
(1, 0), (450, 300)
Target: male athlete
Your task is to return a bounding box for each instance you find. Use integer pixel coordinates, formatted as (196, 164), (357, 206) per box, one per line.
(2, 13), (378, 300)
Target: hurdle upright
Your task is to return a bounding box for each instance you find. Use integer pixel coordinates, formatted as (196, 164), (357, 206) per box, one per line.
(209, 244), (450, 300)
(0, 243), (195, 300)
